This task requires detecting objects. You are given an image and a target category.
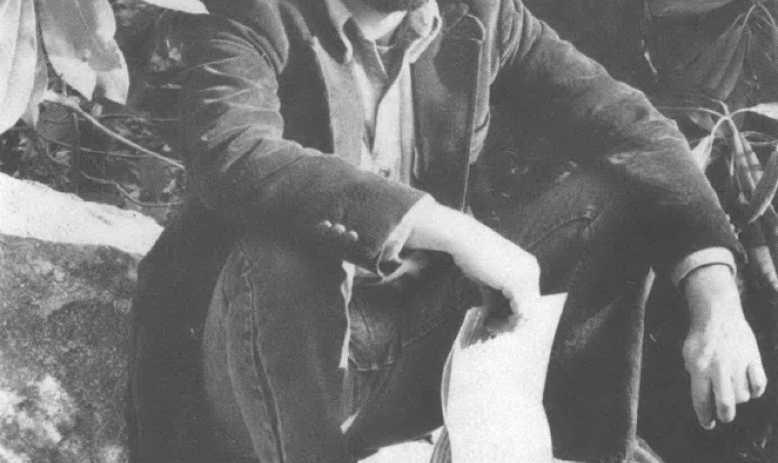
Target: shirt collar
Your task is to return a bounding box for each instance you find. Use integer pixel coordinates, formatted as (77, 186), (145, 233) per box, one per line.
(324, 0), (441, 63)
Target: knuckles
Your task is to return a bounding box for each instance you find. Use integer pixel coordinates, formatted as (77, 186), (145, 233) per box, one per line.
(716, 402), (735, 422)
(685, 357), (709, 374)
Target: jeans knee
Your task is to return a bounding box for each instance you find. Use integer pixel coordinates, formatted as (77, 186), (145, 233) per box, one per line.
(565, 168), (643, 243)
(506, 167), (640, 250)
(228, 233), (345, 293)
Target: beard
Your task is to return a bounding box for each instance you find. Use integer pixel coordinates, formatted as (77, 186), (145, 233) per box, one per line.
(361, 0), (430, 13)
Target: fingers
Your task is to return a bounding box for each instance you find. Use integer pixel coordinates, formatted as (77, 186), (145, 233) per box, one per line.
(503, 256), (541, 318)
(734, 374), (752, 405)
(504, 286), (540, 319)
(733, 359), (755, 405)
(504, 288), (526, 319)
(748, 362), (768, 398)
(713, 366), (737, 423)
(453, 237), (540, 314)
(697, 362), (766, 430)
(691, 375), (716, 430)
(690, 359), (767, 430)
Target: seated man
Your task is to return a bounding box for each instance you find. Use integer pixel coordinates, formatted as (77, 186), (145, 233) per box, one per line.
(126, 0), (767, 461)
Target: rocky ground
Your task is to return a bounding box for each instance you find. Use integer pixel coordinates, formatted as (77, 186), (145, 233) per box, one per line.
(0, 173), (160, 463)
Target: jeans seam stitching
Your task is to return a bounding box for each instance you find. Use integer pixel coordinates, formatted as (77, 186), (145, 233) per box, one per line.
(245, 274), (287, 463)
(237, 237), (263, 276)
(525, 209), (596, 252)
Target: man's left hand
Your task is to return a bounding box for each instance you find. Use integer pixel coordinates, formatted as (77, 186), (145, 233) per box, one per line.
(681, 264), (767, 429)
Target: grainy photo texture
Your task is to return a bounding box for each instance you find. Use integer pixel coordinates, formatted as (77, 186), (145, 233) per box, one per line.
(1, 0), (778, 462)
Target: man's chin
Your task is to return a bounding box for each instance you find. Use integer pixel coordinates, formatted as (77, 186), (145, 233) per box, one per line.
(363, 0), (430, 13)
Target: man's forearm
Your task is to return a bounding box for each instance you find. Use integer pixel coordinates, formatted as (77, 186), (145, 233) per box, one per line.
(406, 203), (541, 317)
(406, 203), (491, 253)
(683, 264), (742, 328)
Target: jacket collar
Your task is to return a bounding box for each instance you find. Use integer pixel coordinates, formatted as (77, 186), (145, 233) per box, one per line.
(294, 0), (485, 208)
(323, 0), (442, 64)
(411, 2), (485, 208)
(292, 0), (453, 63)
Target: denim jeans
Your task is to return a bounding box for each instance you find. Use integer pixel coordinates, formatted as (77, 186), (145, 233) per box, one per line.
(198, 167), (655, 463)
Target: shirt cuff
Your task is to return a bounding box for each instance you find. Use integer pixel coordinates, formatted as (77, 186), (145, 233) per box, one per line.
(374, 194), (438, 280)
(670, 247), (737, 288)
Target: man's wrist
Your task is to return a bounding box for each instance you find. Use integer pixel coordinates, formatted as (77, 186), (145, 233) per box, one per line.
(683, 263), (742, 329)
(406, 203), (478, 253)
(672, 247), (736, 289)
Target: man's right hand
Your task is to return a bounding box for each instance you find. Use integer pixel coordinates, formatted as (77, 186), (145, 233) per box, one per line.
(682, 264), (767, 429)
(406, 203), (541, 318)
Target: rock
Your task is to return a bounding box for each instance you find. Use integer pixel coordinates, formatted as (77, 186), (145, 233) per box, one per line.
(0, 173), (161, 463)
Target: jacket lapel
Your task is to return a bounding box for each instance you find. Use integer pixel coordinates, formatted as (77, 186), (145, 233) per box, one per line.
(289, 0), (363, 166)
(412, 3), (484, 210)
(312, 39), (364, 166)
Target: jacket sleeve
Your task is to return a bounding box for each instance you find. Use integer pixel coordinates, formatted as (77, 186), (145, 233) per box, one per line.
(178, 13), (427, 267)
(491, 0), (743, 271)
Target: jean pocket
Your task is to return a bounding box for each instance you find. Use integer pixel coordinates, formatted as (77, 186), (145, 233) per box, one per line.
(347, 290), (403, 372)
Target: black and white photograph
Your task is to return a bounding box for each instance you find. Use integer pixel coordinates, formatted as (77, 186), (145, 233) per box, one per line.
(1, 0), (777, 461)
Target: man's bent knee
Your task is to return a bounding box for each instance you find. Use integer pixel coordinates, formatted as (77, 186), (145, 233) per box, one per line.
(230, 233), (346, 292)
(202, 233), (352, 460)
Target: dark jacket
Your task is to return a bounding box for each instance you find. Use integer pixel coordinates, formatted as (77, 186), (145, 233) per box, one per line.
(127, 0), (741, 461)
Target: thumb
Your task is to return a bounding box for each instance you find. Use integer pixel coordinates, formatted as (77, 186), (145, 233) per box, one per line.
(691, 374), (716, 430)
(480, 286), (519, 336)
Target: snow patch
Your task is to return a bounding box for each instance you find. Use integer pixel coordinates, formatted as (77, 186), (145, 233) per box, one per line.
(0, 173), (162, 255)
(34, 375), (76, 427)
(0, 388), (23, 417)
(98, 444), (127, 463)
(0, 445), (29, 463)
